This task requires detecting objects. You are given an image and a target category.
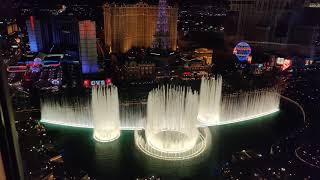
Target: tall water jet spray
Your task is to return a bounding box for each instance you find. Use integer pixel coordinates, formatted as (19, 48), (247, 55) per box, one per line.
(135, 86), (210, 160)
(120, 102), (146, 130)
(41, 97), (92, 128)
(146, 86), (199, 152)
(219, 88), (280, 125)
(198, 76), (222, 125)
(92, 85), (120, 142)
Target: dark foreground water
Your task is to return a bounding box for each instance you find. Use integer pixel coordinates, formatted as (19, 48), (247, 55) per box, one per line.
(44, 101), (303, 180)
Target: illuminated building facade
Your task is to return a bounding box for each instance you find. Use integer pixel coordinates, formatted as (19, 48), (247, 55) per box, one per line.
(103, 2), (178, 53)
(122, 62), (156, 81)
(79, 20), (98, 74)
(153, 0), (170, 49)
(6, 22), (18, 35)
(0, 20), (18, 36)
(26, 16), (51, 52)
(194, 48), (213, 65)
(26, 15), (80, 53)
(188, 60), (211, 77)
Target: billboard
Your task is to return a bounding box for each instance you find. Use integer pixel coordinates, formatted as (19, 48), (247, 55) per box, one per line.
(233, 42), (252, 62)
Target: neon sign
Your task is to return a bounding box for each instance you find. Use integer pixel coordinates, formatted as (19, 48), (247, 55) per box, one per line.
(83, 79), (112, 88)
(233, 42), (252, 62)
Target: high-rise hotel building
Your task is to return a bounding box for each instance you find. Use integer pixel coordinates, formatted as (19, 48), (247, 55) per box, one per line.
(79, 20), (99, 74)
(103, 2), (178, 53)
(26, 16), (52, 52)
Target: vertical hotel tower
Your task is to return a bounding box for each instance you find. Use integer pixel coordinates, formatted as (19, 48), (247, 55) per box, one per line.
(26, 16), (43, 52)
(26, 16), (51, 52)
(103, 1), (178, 53)
(79, 20), (98, 74)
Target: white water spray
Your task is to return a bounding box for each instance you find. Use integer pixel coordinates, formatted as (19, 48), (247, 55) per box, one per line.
(198, 76), (222, 125)
(92, 86), (121, 142)
(41, 98), (92, 128)
(145, 86), (200, 153)
(219, 89), (280, 125)
(120, 102), (146, 130)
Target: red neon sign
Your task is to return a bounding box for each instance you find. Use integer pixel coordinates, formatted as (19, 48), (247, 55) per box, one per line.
(105, 78), (111, 85)
(83, 80), (90, 88)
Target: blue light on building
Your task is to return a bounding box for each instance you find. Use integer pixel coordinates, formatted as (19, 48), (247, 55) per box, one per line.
(233, 42), (252, 62)
(79, 20), (98, 74)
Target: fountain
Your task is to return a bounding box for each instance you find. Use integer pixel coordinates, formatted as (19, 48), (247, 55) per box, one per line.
(41, 82), (280, 130)
(219, 89), (280, 125)
(135, 86), (209, 160)
(92, 86), (121, 142)
(41, 97), (92, 128)
(198, 76), (222, 125)
(196, 77), (280, 126)
(41, 88), (146, 130)
(40, 76), (281, 160)
(120, 102), (146, 130)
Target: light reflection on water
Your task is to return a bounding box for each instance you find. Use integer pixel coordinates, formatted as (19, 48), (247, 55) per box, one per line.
(94, 139), (121, 176)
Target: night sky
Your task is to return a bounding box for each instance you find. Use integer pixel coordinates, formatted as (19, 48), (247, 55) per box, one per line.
(0, 0), (227, 18)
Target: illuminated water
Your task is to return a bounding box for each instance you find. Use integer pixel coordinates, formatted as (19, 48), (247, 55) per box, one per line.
(39, 80), (287, 179)
(92, 86), (120, 142)
(120, 102), (146, 130)
(44, 101), (302, 180)
(40, 97), (92, 128)
(41, 85), (280, 130)
(145, 86), (199, 153)
(197, 77), (280, 126)
(198, 76), (222, 125)
(41, 92), (147, 130)
(219, 89), (280, 125)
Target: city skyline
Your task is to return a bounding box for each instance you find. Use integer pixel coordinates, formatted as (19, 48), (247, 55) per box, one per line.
(1, 0), (320, 179)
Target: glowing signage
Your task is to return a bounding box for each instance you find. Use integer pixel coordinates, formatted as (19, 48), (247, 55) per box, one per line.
(83, 79), (112, 88)
(105, 78), (111, 85)
(233, 42), (252, 61)
(90, 80), (105, 86)
(83, 80), (90, 88)
(7, 66), (28, 73)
